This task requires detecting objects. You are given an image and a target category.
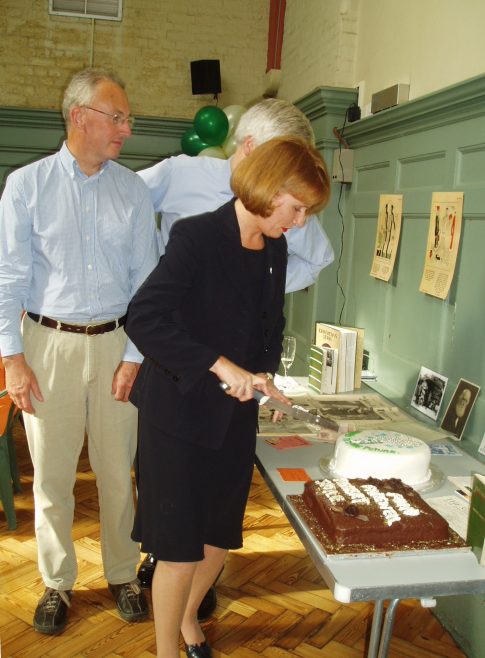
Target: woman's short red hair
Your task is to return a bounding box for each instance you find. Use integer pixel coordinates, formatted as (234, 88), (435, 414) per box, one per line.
(231, 137), (330, 218)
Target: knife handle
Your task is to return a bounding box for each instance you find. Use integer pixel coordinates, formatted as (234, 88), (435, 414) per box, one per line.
(219, 382), (285, 411)
(219, 382), (268, 402)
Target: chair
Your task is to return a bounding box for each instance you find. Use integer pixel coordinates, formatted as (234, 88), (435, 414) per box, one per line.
(0, 366), (22, 530)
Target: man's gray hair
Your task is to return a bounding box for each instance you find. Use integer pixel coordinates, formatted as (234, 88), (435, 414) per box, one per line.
(234, 98), (315, 147)
(62, 67), (126, 127)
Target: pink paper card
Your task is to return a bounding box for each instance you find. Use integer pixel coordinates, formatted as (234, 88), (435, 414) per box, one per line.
(265, 435), (311, 450)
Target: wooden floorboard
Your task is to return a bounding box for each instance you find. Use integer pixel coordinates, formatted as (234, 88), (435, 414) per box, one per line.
(0, 420), (468, 657)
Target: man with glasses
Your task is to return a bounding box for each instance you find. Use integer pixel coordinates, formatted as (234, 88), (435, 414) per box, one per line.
(0, 67), (158, 634)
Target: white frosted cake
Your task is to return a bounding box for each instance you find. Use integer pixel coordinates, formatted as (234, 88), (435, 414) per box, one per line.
(328, 430), (431, 486)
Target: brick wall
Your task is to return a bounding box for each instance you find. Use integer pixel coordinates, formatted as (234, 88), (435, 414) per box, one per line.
(0, 0), (269, 119)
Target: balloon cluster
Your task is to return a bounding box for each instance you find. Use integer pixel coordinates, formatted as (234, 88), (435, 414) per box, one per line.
(181, 105), (246, 159)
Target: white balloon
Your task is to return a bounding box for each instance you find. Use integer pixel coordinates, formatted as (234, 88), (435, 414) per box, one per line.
(222, 132), (238, 157)
(198, 146), (227, 159)
(223, 105), (246, 134)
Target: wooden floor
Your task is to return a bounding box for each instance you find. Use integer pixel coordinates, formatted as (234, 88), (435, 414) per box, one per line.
(1, 420), (468, 658)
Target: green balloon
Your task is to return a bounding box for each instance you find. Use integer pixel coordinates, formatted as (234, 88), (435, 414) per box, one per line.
(194, 106), (229, 146)
(181, 127), (209, 156)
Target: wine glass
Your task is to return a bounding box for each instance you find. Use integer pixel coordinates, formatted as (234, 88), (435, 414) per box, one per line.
(281, 336), (296, 380)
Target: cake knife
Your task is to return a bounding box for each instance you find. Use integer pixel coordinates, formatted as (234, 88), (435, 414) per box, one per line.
(220, 383), (341, 433)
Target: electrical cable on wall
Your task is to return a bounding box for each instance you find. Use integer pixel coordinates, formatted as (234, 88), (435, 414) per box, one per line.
(334, 105), (351, 325)
(331, 101), (360, 323)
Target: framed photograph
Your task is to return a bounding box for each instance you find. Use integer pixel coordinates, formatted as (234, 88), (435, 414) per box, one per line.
(411, 366), (448, 420)
(440, 379), (481, 440)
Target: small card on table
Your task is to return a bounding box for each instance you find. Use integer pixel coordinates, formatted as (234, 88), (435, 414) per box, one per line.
(277, 468), (311, 482)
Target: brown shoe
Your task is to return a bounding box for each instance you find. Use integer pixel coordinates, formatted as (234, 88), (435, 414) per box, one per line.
(33, 588), (72, 635)
(108, 580), (148, 622)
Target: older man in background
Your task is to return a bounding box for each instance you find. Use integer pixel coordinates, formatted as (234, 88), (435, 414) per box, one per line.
(139, 98), (334, 293)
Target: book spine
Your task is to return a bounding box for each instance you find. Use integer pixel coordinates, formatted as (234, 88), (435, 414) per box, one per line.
(466, 474), (485, 565)
(308, 345), (337, 394)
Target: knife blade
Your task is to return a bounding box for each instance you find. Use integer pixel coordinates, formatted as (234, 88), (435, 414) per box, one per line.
(220, 383), (341, 433)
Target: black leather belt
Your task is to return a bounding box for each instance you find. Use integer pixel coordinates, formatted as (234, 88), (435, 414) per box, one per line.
(27, 312), (126, 336)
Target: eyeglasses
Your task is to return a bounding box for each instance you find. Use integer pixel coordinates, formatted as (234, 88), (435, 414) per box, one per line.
(84, 106), (135, 129)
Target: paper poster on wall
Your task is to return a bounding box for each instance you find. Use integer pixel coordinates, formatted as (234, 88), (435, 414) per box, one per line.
(370, 194), (403, 281)
(419, 192), (463, 299)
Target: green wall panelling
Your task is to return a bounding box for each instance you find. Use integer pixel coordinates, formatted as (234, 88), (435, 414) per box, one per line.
(0, 107), (189, 188)
(341, 77), (485, 449)
(457, 144), (485, 186)
(340, 74), (485, 658)
(284, 86), (359, 374)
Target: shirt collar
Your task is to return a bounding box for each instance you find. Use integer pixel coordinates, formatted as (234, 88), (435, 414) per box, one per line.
(59, 141), (109, 180)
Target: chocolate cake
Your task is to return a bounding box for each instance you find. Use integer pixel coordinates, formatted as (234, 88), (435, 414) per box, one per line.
(301, 477), (450, 549)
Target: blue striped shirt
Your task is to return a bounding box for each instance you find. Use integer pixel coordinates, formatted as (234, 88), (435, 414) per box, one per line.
(0, 142), (159, 360)
(138, 154), (334, 294)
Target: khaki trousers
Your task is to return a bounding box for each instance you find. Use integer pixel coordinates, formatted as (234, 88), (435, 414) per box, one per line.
(22, 314), (139, 590)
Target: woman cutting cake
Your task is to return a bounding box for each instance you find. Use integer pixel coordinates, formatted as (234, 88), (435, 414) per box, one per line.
(125, 136), (330, 658)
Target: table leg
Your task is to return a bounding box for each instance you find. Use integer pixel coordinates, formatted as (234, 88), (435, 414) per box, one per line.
(367, 599), (385, 658)
(377, 598), (400, 658)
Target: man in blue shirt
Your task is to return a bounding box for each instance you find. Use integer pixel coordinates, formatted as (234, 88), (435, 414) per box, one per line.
(0, 68), (159, 634)
(139, 98), (335, 294)
(136, 98), (335, 616)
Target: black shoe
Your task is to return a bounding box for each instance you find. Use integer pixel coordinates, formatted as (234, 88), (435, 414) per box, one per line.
(33, 588), (72, 635)
(197, 585), (217, 622)
(185, 640), (212, 658)
(137, 553), (217, 620)
(137, 553), (157, 589)
(108, 580), (148, 622)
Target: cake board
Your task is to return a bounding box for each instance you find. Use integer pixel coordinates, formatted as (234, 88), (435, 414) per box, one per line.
(287, 494), (469, 560)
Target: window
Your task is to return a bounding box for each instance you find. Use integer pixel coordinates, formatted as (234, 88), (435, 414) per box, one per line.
(49, 0), (122, 21)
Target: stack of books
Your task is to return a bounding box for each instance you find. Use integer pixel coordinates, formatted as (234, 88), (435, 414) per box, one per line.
(309, 323), (365, 394)
(308, 344), (338, 394)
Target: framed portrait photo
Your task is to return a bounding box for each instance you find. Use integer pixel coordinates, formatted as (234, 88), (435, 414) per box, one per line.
(440, 379), (481, 440)
(411, 366), (448, 420)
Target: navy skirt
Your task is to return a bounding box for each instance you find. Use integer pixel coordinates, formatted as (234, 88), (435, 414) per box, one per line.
(132, 398), (258, 562)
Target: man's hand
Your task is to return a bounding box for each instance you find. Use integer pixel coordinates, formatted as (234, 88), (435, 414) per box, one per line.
(2, 353), (43, 414)
(112, 361), (140, 402)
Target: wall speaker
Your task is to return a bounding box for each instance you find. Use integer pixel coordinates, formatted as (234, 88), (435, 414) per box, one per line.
(190, 60), (221, 95)
(371, 83), (409, 114)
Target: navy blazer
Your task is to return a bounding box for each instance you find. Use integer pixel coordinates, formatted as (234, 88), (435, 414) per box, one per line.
(125, 199), (287, 449)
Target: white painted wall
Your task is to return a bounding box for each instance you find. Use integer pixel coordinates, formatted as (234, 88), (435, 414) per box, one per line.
(280, 0), (485, 111)
(354, 0), (485, 113)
